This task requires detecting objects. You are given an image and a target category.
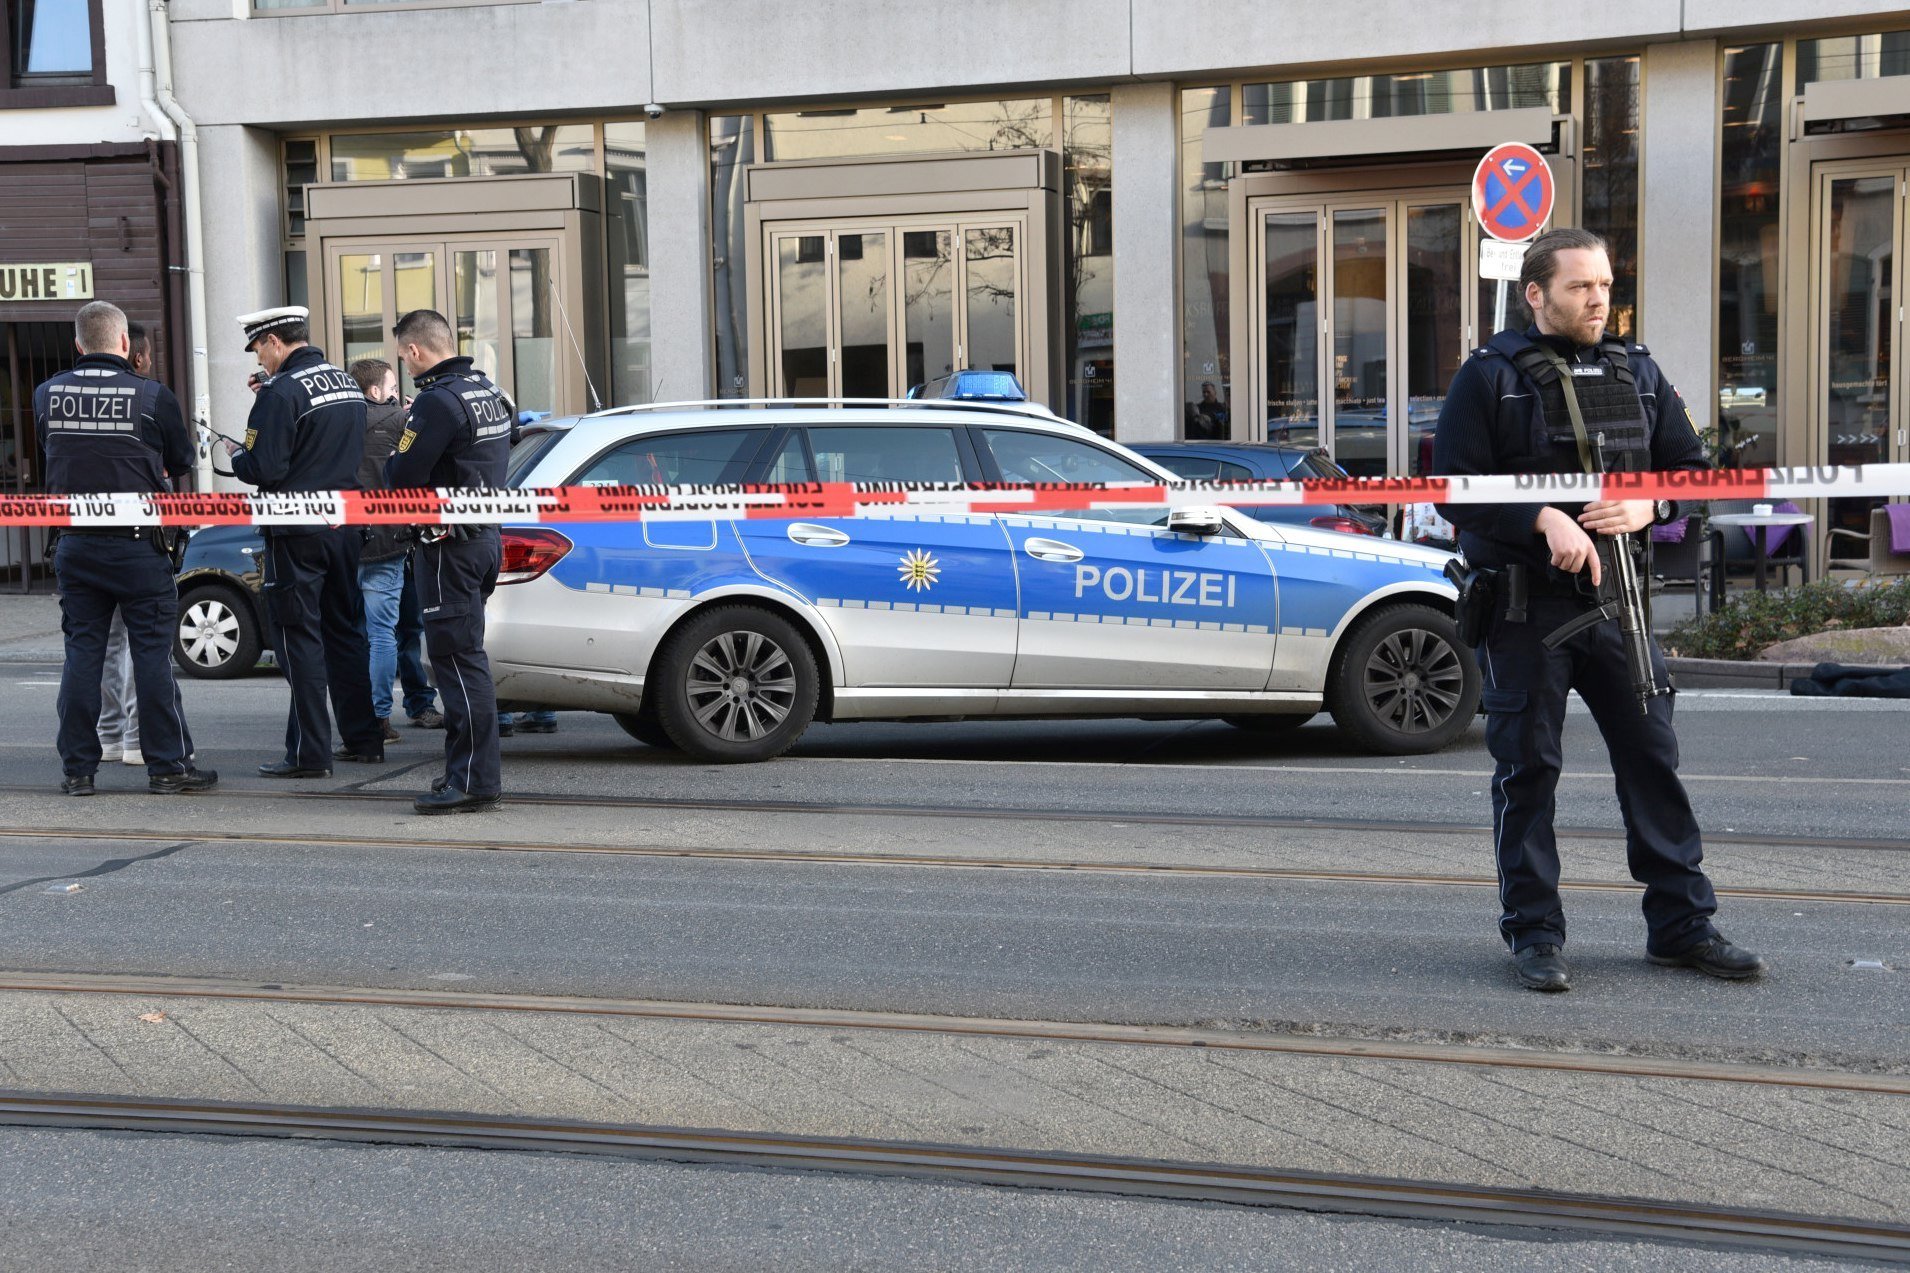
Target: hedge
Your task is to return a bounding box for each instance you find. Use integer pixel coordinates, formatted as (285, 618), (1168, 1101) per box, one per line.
(1663, 578), (1910, 661)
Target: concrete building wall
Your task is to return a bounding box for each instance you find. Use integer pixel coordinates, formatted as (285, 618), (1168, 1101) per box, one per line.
(1640, 40), (1722, 432)
(195, 126), (285, 442)
(1108, 82), (1175, 441)
(168, 0), (652, 127)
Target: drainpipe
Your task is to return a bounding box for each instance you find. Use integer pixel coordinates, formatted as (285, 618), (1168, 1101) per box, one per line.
(139, 0), (213, 492)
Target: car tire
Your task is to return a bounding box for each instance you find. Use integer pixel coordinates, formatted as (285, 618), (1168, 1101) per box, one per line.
(652, 605), (819, 763)
(612, 709), (678, 750)
(1325, 602), (1479, 755)
(173, 584), (263, 680)
(1222, 712), (1315, 734)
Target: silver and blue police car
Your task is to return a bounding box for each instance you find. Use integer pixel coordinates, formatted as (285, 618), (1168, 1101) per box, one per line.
(489, 399), (1480, 762)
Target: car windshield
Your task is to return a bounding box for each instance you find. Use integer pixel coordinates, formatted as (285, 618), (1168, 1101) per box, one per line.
(506, 428), (566, 488)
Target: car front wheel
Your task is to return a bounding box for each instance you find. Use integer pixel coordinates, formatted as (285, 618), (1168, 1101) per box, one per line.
(652, 606), (819, 763)
(173, 584), (263, 679)
(1326, 603), (1479, 755)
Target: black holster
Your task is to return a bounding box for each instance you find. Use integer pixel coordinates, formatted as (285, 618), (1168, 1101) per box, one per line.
(1444, 559), (1499, 647)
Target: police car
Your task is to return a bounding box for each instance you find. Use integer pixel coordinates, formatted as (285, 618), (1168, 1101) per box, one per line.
(490, 400), (1480, 762)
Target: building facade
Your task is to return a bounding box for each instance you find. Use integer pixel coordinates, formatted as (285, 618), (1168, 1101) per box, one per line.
(16, 1), (1907, 558)
(0, 0), (189, 583)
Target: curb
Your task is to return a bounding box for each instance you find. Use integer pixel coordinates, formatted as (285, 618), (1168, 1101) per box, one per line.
(1666, 656), (1902, 690)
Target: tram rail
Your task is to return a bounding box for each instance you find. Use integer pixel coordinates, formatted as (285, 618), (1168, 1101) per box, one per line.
(0, 1089), (1903, 1261)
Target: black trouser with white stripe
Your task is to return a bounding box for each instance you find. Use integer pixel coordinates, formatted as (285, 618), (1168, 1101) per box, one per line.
(262, 527), (380, 768)
(416, 530), (501, 798)
(1476, 593), (1718, 958)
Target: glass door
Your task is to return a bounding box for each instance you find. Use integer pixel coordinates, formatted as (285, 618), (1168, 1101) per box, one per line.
(1249, 193), (1474, 477)
(1816, 165), (1909, 546)
(324, 234), (570, 414)
(767, 218), (1025, 400)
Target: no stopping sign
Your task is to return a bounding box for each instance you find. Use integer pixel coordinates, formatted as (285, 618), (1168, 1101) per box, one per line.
(1472, 142), (1555, 243)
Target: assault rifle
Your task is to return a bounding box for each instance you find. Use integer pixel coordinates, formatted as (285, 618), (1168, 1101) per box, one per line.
(1540, 432), (1666, 714)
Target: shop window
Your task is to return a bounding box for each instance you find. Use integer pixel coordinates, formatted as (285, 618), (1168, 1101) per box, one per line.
(1799, 30), (1910, 85)
(604, 121), (651, 406)
(1065, 94), (1114, 437)
(1582, 56), (1639, 339)
(328, 126), (595, 182)
(1242, 61), (1570, 125)
(709, 114), (755, 399)
(763, 99), (1053, 162)
(1717, 43), (1784, 470)
(1179, 86), (1231, 441)
(1, 0), (110, 106)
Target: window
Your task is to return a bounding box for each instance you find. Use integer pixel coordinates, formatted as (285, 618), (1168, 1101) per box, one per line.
(982, 428), (1175, 526)
(1717, 43), (1783, 470)
(329, 126), (596, 182)
(574, 429), (767, 487)
(1152, 455), (1220, 480)
(802, 426), (965, 484)
(2, 0), (109, 105)
(763, 100), (1053, 162)
(1243, 61), (1570, 124)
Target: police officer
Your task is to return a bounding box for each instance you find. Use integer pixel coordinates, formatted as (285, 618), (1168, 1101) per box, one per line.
(216, 306), (382, 776)
(37, 301), (216, 796)
(384, 308), (510, 814)
(1432, 227), (1764, 992)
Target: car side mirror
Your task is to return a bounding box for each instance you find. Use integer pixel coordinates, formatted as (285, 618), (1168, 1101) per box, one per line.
(1167, 506), (1226, 536)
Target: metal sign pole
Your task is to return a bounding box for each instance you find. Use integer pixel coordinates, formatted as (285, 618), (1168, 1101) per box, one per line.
(1493, 278), (1509, 338)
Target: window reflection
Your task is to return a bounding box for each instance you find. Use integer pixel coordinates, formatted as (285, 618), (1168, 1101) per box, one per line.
(1065, 96), (1114, 437)
(329, 126), (595, 182)
(1181, 86), (1232, 440)
(1583, 56), (1640, 339)
(1242, 62), (1570, 124)
(10, 0), (93, 77)
(764, 100), (1053, 161)
(710, 115), (755, 399)
(605, 121), (651, 405)
(1798, 30), (1910, 84)
(1718, 43), (1783, 472)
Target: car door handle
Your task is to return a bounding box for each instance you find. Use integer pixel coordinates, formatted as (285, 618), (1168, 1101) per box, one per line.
(788, 523), (851, 548)
(1024, 538), (1083, 563)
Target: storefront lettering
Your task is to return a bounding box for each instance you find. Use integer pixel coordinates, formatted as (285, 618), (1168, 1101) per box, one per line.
(0, 263), (94, 302)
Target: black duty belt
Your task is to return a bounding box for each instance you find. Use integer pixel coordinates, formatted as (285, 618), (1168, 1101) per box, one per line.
(59, 526), (161, 541)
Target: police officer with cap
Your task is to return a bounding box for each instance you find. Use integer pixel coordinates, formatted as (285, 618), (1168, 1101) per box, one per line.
(1431, 227), (1764, 992)
(36, 300), (216, 795)
(384, 308), (510, 814)
(215, 305), (382, 776)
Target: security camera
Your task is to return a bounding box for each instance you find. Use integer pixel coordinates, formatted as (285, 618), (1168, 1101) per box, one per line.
(643, 103), (665, 119)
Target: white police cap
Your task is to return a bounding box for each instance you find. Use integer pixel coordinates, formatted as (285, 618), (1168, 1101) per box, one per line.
(237, 305), (309, 351)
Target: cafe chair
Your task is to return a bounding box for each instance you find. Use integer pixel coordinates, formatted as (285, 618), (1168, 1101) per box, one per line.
(1647, 515), (1714, 617)
(1827, 507), (1910, 580)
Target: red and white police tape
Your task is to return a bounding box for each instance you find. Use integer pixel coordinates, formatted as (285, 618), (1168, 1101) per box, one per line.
(6, 464), (1909, 528)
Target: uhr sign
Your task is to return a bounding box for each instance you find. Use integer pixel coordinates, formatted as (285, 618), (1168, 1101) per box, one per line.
(0, 262), (94, 301)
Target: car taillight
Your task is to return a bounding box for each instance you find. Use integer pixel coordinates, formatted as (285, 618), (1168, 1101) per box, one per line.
(1310, 515), (1378, 536)
(498, 527), (572, 584)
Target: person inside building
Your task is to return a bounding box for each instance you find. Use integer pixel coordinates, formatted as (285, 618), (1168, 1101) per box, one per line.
(1430, 227), (1764, 993)
(37, 301), (216, 796)
(347, 357), (414, 747)
(385, 308), (511, 814)
(215, 305), (383, 777)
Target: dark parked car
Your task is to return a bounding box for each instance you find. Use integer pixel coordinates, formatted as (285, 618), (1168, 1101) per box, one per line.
(172, 523), (269, 678)
(1126, 442), (1390, 537)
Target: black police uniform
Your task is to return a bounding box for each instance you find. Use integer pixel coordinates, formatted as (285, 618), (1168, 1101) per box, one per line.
(1431, 326), (1720, 960)
(384, 355), (511, 801)
(231, 345), (382, 770)
(36, 353), (198, 779)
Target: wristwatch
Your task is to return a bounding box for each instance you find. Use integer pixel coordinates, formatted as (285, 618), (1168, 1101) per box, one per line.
(1653, 499), (1674, 524)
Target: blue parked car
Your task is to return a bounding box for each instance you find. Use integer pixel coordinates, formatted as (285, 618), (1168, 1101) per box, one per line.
(1126, 442), (1390, 538)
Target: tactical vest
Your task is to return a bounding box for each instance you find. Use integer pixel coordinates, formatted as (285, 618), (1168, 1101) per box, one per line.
(37, 363), (167, 496)
(409, 365), (512, 490)
(1498, 332), (1651, 476)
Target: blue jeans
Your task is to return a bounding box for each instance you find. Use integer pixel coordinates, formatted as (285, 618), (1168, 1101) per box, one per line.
(359, 554), (406, 720)
(397, 554), (435, 719)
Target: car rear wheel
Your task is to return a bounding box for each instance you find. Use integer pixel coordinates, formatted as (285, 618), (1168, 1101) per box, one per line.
(1326, 603), (1479, 755)
(612, 708), (677, 750)
(1223, 712), (1315, 734)
(652, 606), (819, 763)
(173, 584), (262, 679)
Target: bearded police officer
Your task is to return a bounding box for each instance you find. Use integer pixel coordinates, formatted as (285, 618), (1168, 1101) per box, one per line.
(1431, 227), (1764, 992)
(217, 306), (383, 777)
(385, 308), (511, 814)
(37, 301), (216, 796)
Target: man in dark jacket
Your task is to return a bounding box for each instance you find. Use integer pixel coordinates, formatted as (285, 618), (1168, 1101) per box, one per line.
(348, 358), (419, 744)
(1432, 227), (1763, 992)
(216, 306), (382, 776)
